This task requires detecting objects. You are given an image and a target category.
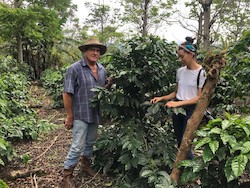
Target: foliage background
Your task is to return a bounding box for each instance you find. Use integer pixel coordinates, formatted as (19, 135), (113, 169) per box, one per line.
(0, 0), (249, 187)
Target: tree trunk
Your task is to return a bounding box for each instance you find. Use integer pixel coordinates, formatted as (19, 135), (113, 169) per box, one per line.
(196, 12), (204, 49)
(141, 0), (150, 37)
(16, 33), (23, 63)
(14, 0), (23, 63)
(200, 0), (212, 50)
(170, 51), (226, 183)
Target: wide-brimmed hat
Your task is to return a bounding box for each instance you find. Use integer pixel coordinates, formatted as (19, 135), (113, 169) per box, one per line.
(78, 37), (107, 55)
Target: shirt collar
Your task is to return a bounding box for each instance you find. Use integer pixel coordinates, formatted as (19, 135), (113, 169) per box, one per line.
(80, 58), (100, 68)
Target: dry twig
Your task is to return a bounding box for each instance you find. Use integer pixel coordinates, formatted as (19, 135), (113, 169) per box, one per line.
(82, 168), (101, 186)
(32, 130), (63, 162)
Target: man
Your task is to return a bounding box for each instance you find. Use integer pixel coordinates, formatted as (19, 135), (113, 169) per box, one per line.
(62, 37), (112, 187)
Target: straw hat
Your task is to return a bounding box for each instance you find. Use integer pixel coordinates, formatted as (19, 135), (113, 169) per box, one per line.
(78, 37), (107, 55)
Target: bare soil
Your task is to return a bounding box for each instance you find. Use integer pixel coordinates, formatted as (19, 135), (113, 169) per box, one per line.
(0, 85), (112, 188)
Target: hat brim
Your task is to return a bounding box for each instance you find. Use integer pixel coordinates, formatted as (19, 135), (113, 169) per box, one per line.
(78, 44), (107, 55)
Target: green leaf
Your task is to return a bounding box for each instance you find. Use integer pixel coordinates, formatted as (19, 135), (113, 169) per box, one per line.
(208, 118), (222, 125)
(231, 155), (248, 178)
(0, 141), (7, 150)
(209, 127), (222, 134)
(141, 170), (153, 177)
(192, 158), (206, 173)
(209, 140), (219, 154)
(241, 142), (250, 154)
(245, 116), (250, 124)
(246, 153), (250, 161)
(194, 137), (211, 150)
(242, 126), (250, 137)
(195, 130), (208, 137)
(118, 95), (125, 106)
(148, 174), (157, 183)
(222, 120), (230, 130)
(216, 147), (227, 161)
(178, 159), (193, 167)
(181, 168), (199, 184)
(228, 136), (238, 151)
(225, 157), (236, 182)
(220, 132), (232, 145)
(152, 104), (160, 114)
(125, 162), (131, 171)
(119, 70), (127, 76)
(0, 158), (4, 166)
(203, 145), (214, 163)
(118, 153), (130, 164)
(172, 107), (186, 116)
(122, 140), (131, 150)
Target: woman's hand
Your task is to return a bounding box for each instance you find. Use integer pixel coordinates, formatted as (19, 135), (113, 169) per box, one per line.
(150, 97), (162, 103)
(165, 101), (180, 108)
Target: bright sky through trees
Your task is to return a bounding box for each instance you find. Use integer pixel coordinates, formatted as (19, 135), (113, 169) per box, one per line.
(72, 0), (195, 43)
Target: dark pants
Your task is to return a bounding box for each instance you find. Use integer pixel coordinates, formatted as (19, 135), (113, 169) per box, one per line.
(172, 104), (195, 159)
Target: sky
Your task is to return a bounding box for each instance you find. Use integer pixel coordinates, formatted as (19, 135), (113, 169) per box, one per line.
(71, 0), (196, 43)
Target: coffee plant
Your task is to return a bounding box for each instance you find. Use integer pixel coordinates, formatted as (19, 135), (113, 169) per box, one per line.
(0, 56), (56, 167)
(92, 36), (180, 187)
(179, 114), (250, 188)
(0, 179), (9, 188)
(211, 31), (250, 114)
(40, 66), (68, 108)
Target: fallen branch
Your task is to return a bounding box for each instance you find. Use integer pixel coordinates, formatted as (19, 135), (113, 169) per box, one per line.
(82, 168), (101, 186)
(8, 167), (45, 180)
(47, 111), (61, 122)
(32, 130), (63, 162)
(32, 174), (38, 188)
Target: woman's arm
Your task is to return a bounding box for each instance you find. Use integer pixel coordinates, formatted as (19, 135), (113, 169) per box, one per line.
(166, 88), (202, 108)
(150, 85), (178, 103)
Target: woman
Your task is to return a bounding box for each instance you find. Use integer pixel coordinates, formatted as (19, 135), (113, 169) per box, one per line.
(150, 37), (206, 159)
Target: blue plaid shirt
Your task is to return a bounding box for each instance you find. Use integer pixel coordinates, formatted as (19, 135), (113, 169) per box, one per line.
(63, 59), (107, 124)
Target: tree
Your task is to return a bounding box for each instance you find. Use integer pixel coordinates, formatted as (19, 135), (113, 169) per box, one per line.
(181, 0), (250, 50)
(120, 0), (177, 37)
(218, 0), (250, 43)
(170, 50), (226, 183)
(0, 0), (77, 79)
(14, 0), (23, 63)
(200, 0), (212, 50)
(83, 1), (123, 45)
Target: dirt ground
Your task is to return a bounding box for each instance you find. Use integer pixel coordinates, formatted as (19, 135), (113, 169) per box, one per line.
(0, 85), (112, 188)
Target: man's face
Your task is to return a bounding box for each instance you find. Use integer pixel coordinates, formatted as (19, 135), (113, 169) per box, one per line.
(84, 47), (101, 63)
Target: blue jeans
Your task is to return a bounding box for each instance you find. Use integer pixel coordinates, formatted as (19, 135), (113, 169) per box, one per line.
(64, 120), (98, 169)
(172, 105), (195, 159)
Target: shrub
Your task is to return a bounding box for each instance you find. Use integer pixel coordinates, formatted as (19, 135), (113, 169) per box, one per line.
(179, 113), (250, 188)
(40, 66), (68, 108)
(0, 56), (56, 166)
(0, 179), (9, 188)
(92, 36), (180, 187)
(211, 31), (250, 114)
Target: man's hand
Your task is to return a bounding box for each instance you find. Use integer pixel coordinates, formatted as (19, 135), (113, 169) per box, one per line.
(104, 76), (115, 89)
(64, 115), (74, 130)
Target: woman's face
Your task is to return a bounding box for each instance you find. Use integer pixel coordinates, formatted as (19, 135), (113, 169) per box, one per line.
(177, 49), (193, 66)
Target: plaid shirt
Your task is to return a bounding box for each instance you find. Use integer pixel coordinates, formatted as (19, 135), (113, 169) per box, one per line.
(63, 59), (107, 124)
